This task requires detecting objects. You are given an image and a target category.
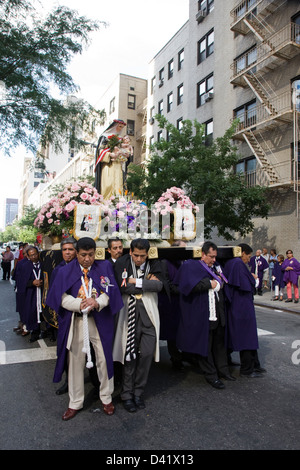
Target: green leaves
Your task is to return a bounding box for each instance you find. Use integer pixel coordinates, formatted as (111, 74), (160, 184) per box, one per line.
(127, 117), (270, 240)
(0, 0), (105, 155)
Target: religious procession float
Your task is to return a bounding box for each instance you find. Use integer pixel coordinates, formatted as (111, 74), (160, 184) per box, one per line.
(34, 119), (240, 262)
(33, 119), (240, 328)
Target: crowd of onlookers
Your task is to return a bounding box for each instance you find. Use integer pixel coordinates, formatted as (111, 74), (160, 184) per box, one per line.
(249, 247), (300, 303)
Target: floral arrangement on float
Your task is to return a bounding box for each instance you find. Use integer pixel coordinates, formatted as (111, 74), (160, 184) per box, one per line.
(152, 186), (199, 241)
(34, 181), (104, 241)
(34, 181), (198, 246)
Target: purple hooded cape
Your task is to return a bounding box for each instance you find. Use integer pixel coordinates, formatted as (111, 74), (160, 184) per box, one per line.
(46, 258), (123, 383)
(249, 255), (269, 289)
(13, 258), (42, 331)
(281, 257), (300, 285)
(223, 257), (259, 351)
(174, 259), (219, 357)
(158, 260), (181, 341)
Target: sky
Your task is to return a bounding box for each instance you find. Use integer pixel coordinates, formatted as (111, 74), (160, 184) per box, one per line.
(0, 0), (189, 229)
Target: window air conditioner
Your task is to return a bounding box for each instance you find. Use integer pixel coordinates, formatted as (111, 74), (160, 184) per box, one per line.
(159, 79), (164, 87)
(204, 92), (214, 102)
(149, 117), (154, 125)
(196, 10), (207, 23)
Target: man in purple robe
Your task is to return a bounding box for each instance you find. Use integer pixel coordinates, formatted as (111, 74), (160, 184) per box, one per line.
(223, 243), (265, 378)
(249, 249), (269, 295)
(15, 246), (44, 342)
(175, 241), (234, 389)
(281, 249), (300, 303)
(44, 237), (77, 394)
(46, 237), (123, 421)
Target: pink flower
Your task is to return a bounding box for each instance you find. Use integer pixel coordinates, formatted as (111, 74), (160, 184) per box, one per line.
(80, 193), (89, 201)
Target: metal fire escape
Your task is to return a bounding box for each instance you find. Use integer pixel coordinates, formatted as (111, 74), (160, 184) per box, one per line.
(136, 98), (148, 163)
(230, 0), (300, 187)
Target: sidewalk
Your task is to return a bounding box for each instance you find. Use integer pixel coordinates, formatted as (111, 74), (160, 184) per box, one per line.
(254, 289), (300, 314)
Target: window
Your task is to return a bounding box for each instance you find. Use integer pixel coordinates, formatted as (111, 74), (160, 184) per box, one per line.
(159, 68), (164, 87)
(127, 120), (135, 136)
(291, 141), (300, 180)
(167, 92), (173, 112)
(128, 94), (136, 109)
(293, 13), (300, 44)
(198, 0), (214, 14)
(109, 97), (115, 114)
(149, 106), (155, 124)
(235, 46), (257, 74)
(198, 30), (214, 64)
(149, 136), (154, 147)
(292, 77), (300, 111)
(168, 59), (174, 79)
(236, 0), (256, 18)
(177, 83), (184, 105)
(177, 118), (183, 131)
(151, 76), (156, 94)
(197, 74), (214, 107)
(234, 100), (256, 129)
(205, 119), (213, 145)
(178, 49), (184, 70)
(158, 99), (164, 115)
(157, 130), (163, 142)
(236, 157), (257, 186)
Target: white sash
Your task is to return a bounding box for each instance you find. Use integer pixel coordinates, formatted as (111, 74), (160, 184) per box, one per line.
(80, 276), (94, 369)
(33, 267), (42, 323)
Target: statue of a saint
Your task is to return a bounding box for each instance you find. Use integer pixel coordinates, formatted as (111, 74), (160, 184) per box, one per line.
(94, 119), (132, 199)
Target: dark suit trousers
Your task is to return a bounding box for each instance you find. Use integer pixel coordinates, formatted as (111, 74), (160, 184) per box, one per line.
(121, 299), (156, 400)
(198, 322), (230, 382)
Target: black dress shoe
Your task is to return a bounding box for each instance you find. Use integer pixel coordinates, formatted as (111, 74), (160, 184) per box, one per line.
(294, 299), (299, 303)
(220, 374), (236, 381)
(134, 396), (145, 409)
(285, 299), (293, 303)
(255, 367), (266, 373)
(29, 335), (40, 343)
(56, 381), (68, 395)
(240, 371), (263, 378)
(123, 399), (137, 412)
(207, 379), (225, 389)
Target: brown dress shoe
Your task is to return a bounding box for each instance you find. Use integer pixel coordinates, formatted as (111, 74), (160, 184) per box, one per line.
(103, 402), (115, 415)
(62, 408), (80, 421)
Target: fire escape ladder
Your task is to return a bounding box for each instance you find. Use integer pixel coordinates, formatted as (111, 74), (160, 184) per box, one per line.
(243, 130), (279, 184)
(243, 73), (277, 116)
(243, 12), (275, 44)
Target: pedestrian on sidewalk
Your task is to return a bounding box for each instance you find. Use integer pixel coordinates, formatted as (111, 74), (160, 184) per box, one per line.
(272, 254), (285, 301)
(281, 250), (300, 303)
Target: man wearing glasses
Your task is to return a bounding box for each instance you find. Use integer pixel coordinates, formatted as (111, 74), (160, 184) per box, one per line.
(175, 241), (234, 389)
(113, 238), (164, 412)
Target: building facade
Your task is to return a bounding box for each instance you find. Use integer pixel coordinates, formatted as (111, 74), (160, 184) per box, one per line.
(22, 74), (148, 210)
(97, 73), (148, 165)
(147, 0), (300, 256)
